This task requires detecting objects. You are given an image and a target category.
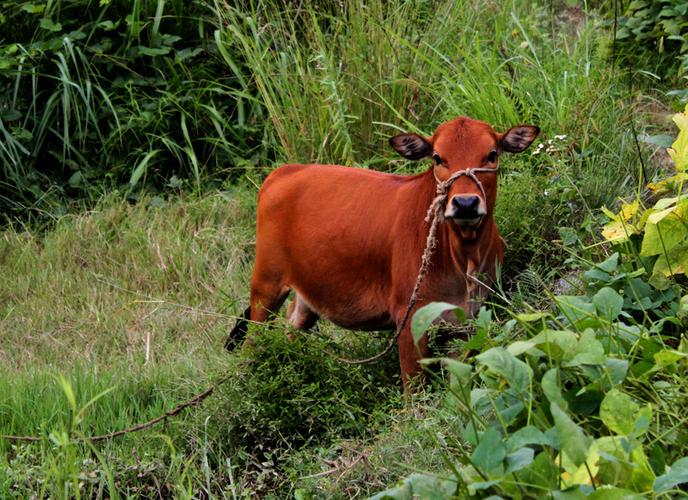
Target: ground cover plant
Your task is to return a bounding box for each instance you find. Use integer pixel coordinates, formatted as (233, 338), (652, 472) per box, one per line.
(1, 0), (687, 497)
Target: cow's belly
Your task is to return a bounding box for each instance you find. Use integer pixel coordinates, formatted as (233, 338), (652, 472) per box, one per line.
(290, 279), (396, 331)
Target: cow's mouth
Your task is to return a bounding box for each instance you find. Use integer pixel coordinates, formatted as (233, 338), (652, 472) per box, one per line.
(451, 215), (484, 228)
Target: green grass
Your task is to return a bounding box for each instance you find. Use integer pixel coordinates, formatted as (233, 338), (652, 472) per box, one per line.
(1, 0), (685, 498)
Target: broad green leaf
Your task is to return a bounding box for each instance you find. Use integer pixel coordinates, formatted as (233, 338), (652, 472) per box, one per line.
(22, 3), (46, 13)
(369, 473), (458, 499)
(551, 402), (591, 468)
(592, 287), (624, 320)
(472, 427), (506, 476)
(530, 329), (578, 359)
(605, 358), (629, 387)
(600, 389), (638, 435)
(68, 170), (83, 188)
(588, 487), (644, 499)
(542, 368), (567, 410)
(564, 329), (605, 367)
(652, 241), (688, 280)
(640, 134), (675, 148)
(555, 296), (596, 328)
(507, 340), (536, 356)
(506, 426), (555, 452)
(598, 252), (620, 273)
(442, 358), (472, 388)
(476, 347), (532, 393)
(633, 405), (652, 437)
(559, 227), (578, 246)
(653, 349), (688, 370)
(39, 18), (62, 32)
(654, 457), (688, 493)
(411, 302), (464, 345)
(505, 447), (534, 474)
(601, 220), (637, 243)
(641, 199), (688, 258)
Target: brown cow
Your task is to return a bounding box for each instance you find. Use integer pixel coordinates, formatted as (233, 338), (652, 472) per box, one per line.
(226, 116), (539, 387)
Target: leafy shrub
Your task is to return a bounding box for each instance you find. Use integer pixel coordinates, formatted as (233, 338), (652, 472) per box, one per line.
(377, 271), (688, 496)
(0, 0), (261, 219)
(614, 0), (688, 75)
(374, 106), (688, 497)
(601, 103), (688, 289)
(207, 327), (399, 458)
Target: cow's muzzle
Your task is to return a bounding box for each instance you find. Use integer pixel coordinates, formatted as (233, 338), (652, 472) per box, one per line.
(445, 195), (486, 227)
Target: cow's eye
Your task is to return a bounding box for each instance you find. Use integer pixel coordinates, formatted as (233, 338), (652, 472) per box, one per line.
(486, 150), (498, 163)
(432, 153), (443, 165)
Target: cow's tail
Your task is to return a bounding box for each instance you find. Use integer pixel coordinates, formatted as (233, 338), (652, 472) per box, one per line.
(225, 306), (251, 351)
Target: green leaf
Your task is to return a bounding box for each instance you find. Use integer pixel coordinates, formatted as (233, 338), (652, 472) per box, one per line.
(564, 329), (605, 367)
(555, 296), (597, 329)
(600, 389), (638, 435)
(551, 402), (591, 467)
(652, 241), (688, 281)
(505, 447), (534, 474)
(476, 347), (532, 393)
(605, 358), (629, 387)
(442, 358), (472, 388)
(640, 134), (675, 148)
(137, 45), (171, 56)
(22, 3), (46, 13)
(411, 302), (465, 346)
(559, 227), (578, 246)
(542, 368), (568, 410)
(472, 427), (506, 477)
(516, 312), (549, 322)
(654, 457), (688, 493)
(598, 253), (620, 273)
(506, 426), (555, 452)
(68, 171), (83, 188)
(653, 349), (688, 370)
(129, 149), (160, 188)
(369, 473), (458, 499)
(641, 200), (688, 258)
(588, 487), (645, 499)
(592, 287), (623, 320)
(39, 18), (62, 32)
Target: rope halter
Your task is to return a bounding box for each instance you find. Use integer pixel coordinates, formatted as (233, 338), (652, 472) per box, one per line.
(426, 166), (499, 224)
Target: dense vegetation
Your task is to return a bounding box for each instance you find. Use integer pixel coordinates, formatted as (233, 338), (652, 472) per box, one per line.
(1, 0), (687, 497)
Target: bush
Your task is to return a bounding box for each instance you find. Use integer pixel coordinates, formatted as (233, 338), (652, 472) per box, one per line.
(206, 326), (400, 460)
(614, 0), (688, 76)
(0, 0), (262, 219)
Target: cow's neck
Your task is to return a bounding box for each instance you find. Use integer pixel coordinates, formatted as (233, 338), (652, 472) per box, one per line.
(413, 168), (500, 312)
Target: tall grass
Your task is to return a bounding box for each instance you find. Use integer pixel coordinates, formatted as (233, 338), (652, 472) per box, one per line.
(0, 0), (261, 220)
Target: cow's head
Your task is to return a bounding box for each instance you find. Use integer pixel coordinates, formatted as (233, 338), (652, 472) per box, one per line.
(390, 116), (539, 238)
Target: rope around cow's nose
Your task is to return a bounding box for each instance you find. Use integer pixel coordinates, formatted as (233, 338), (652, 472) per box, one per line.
(337, 166), (498, 366)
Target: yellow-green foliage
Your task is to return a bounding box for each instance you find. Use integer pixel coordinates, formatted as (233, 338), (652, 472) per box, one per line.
(602, 105), (688, 288)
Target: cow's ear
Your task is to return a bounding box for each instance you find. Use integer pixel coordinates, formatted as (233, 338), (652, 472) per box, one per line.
(499, 125), (540, 153)
(389, 133), (432, 160)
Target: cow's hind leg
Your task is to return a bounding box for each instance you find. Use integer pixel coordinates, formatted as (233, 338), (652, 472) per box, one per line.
(286, 293), (319, 331)
(225, 305), (251, 351)
(224, 280), (290, 351)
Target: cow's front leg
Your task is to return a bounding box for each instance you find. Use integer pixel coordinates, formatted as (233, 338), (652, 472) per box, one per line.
(397, 307), (429, 392)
